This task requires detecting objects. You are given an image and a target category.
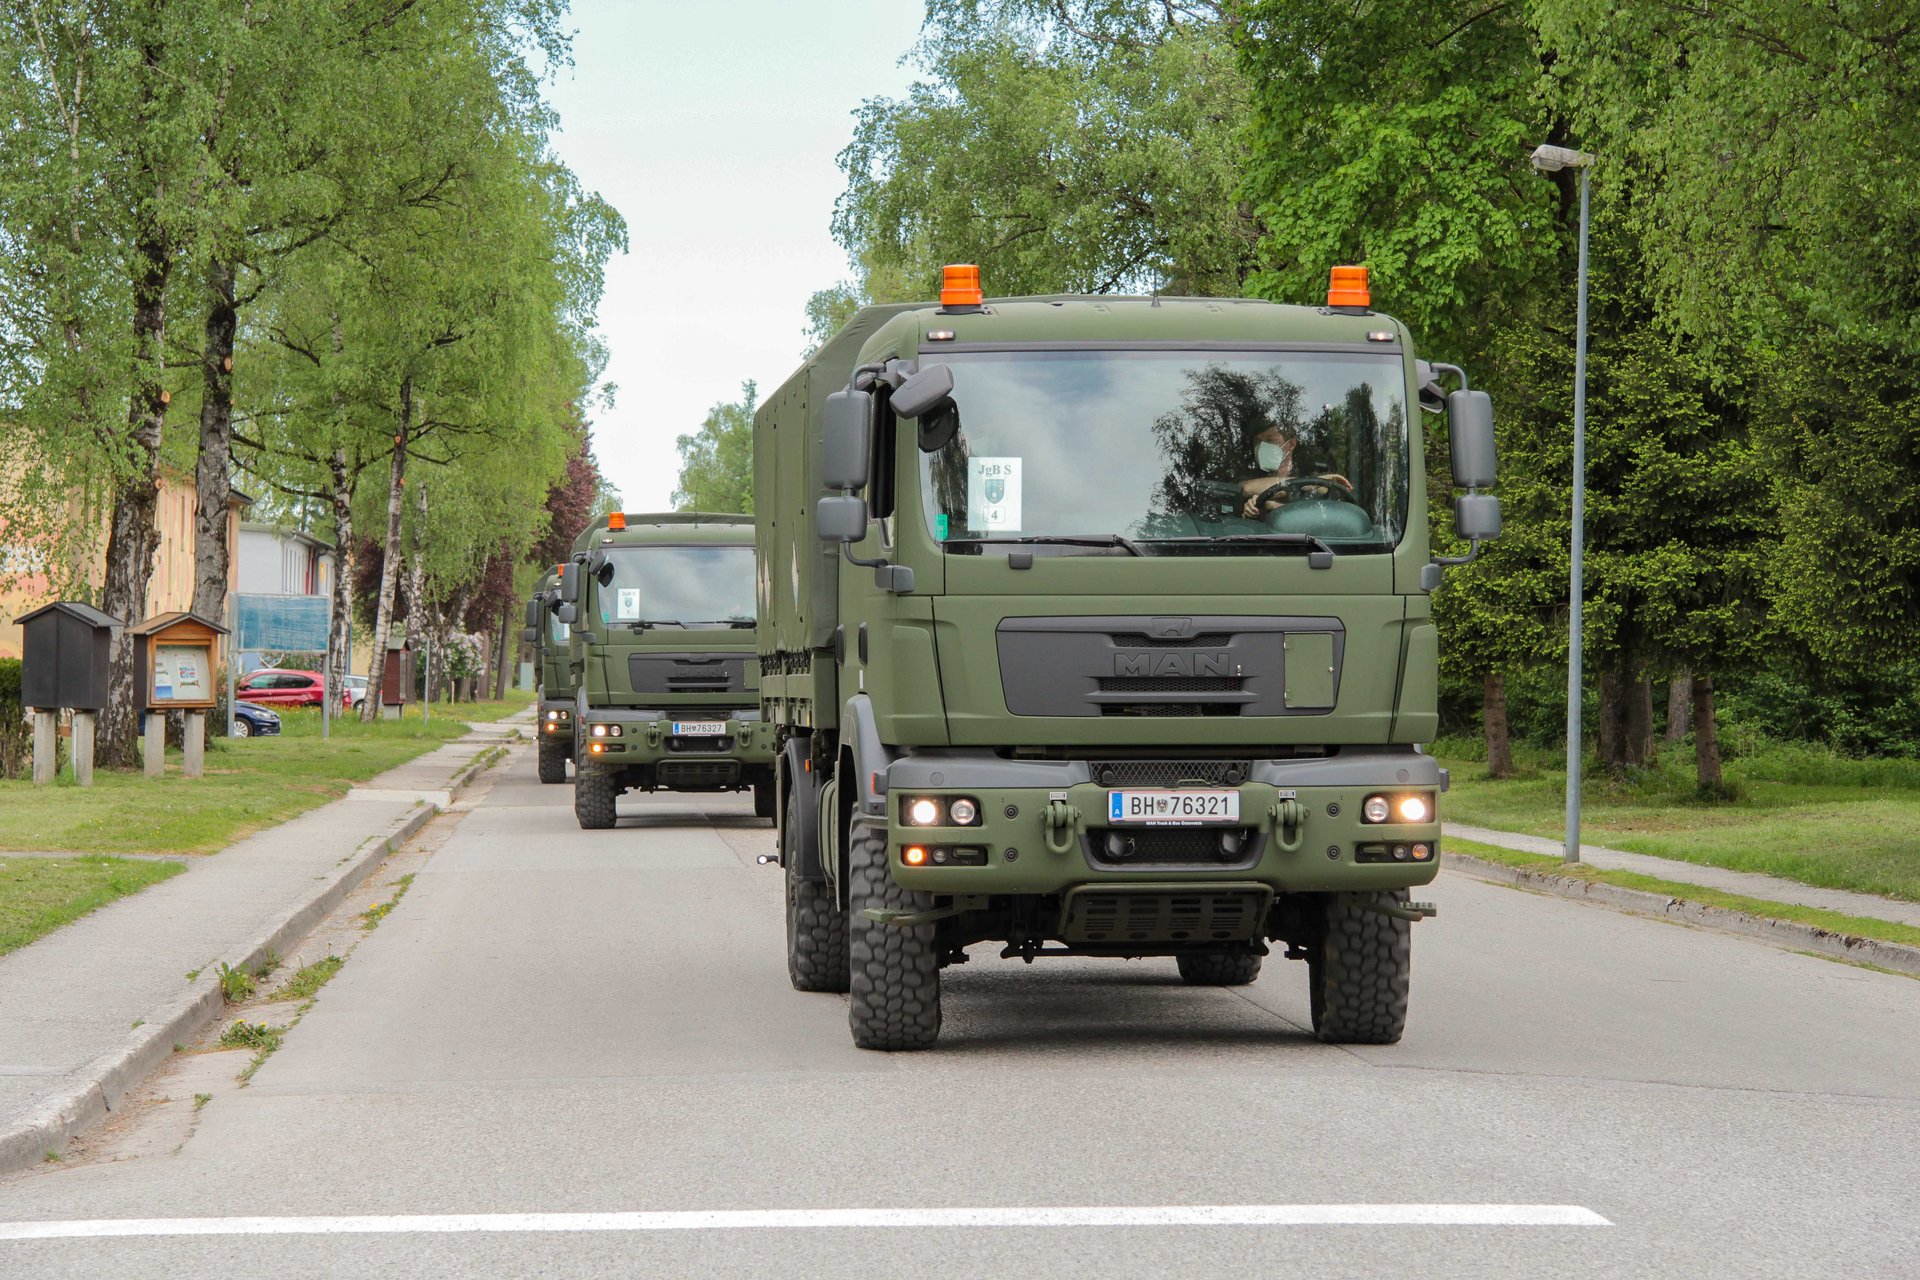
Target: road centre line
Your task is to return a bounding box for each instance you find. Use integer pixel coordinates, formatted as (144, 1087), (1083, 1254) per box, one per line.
(0, 1204), (1611, 1240)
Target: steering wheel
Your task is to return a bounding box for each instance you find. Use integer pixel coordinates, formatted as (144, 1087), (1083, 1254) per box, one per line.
(1251, 475), (1357, 509)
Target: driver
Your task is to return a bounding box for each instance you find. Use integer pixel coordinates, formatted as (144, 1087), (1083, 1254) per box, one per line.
(1238, 426), (1352, 517)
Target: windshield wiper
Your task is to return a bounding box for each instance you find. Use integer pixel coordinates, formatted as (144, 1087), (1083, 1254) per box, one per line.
(624, 619), (687, 631)
(944, 534), (1144, 557)
(1142, 532), (1337, 564)
(684, 619), (755, 628)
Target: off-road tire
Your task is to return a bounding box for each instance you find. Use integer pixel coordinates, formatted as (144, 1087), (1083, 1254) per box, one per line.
(1309, 889), (1411, 1044)
(753, 778), (776, 821)
(847, 819), (940, 1050)
(1176, 951), (1263, 986)
(574, 764), (619, 829)
(785, 787), (849, 993)
(537, 738), (568, 784)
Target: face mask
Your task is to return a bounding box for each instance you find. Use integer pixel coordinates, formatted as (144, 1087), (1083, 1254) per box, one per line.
(1255, 440), (1286, 472)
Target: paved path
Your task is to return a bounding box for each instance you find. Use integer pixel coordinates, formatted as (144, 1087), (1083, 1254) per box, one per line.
(1448, 822), (1920, 929)
(0, 718), (524, 1170)
(2, 758), (1915, 1277)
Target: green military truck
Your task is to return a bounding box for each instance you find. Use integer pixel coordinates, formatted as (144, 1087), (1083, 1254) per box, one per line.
(554, 512), (778, 829)
(524, 568), (575, 784)
(756, 264), (1500, 1050)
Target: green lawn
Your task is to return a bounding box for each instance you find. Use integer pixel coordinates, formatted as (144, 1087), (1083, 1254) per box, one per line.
(0, 696), (522, 856)
(1437, 739), (1920, 903)
(0, 855), (186, 956)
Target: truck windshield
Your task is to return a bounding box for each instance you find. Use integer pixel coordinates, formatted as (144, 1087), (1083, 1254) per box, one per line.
(593, 545), (756, 628)
(917, 350), (1408, 555)
(547, 612), (569, 645)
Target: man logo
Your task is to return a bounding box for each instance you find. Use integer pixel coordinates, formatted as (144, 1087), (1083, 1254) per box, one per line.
(1114, 651), (1232, 677)
(1148, 616), (1195, 639)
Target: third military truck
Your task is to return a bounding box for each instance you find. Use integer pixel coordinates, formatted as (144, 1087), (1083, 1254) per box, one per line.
(756, 264), (1501, 1050)
(554, 512), (777, 828)
(525, 567), (574, 783)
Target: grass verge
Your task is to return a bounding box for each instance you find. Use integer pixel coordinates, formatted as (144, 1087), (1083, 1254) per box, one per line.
(1447, 837), (1920, 952)
(271, 955), (343, 1002)
(1436, 738), (1920, 903)
(0, 856), (186, 956)
(0, 694), (522, 856)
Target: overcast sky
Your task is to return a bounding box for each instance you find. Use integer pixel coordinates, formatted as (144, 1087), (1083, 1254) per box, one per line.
(543, 0), (927, 512)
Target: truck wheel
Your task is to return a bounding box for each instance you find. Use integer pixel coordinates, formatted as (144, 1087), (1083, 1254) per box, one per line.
(847, 819), (940, 1050)
(537, 738), (567, 784)
(1309, 889), (1411, 1044)
(574, 765), (619, 829)
(1176, 952), (1263, 986)
(753, 778), (775, 821)
(785, 788), (849, 993)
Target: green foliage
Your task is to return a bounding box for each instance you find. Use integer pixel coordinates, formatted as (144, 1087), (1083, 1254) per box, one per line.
(272, 955), (344, 1003)
(834, 1), (1254, 300)
(672, 383), (758, 515)
(216, 960), (256, 1003)
(218, 1020), (282, 1052)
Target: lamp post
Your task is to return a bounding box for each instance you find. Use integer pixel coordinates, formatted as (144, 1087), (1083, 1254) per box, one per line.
(1530, 142), (1596, 864)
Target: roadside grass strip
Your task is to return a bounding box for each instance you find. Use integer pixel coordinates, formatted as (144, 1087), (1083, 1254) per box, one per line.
(0, 856), (185, 956)
(0, 1204), (1612, 1240)
(1447, 839), (1920, 955)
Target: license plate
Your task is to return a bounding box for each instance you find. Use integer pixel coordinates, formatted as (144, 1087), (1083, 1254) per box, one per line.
(1107, 789), (1240, 825)
(671, 720), (727, 736)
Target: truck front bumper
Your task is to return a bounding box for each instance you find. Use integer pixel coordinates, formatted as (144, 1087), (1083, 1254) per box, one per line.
(575, 708), (776, 783)
(537, 699), (576, 753)
(881, 750), (1443, 896)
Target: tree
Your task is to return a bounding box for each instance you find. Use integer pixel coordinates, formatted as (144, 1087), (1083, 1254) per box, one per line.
(673, 383), (757, 515)
(833, 1), (1255, 301)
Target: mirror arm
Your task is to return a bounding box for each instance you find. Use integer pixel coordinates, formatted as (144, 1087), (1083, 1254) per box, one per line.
(1430, 361), (1467, 391)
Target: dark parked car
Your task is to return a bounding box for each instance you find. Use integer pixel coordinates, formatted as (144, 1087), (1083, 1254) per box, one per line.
(231, 702), (282, 738)
(236, 668), (325, 708)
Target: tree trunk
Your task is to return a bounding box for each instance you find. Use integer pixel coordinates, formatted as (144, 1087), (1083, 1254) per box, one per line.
(1665, 673), (1693, 742)
(1596, 666), (1627, 780)
(99, 219), (173, 767)
(402, 480), (428, 667)
(1692, 672), (1724, 793)
(1623, 676), (1654, 768)
(360, 378), (411, 722)
(191, 256), (237, 622)
(1482, 670), (1515, 779)
(493, 602), (512, 699)
(326, 446), (355, 695)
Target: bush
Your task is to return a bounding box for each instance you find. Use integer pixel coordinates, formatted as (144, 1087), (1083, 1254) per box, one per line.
(0, 658), (26, 780)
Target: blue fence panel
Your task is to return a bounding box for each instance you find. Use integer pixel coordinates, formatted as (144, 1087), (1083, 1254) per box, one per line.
(234, 594), (330, 652)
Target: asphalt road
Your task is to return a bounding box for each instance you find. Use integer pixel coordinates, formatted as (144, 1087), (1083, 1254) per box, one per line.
(4, 751), (1918, 1277)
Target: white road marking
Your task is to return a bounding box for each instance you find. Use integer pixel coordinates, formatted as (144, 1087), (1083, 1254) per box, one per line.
(0, 1204), (1611, 1241)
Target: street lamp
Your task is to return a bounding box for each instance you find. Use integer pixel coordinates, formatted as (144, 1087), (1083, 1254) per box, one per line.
(1530, 142), (1596, 864)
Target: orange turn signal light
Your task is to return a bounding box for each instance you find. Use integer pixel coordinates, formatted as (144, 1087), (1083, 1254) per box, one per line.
(1327, 265), (1370, 309)
(903, 845), (929, 866)
(940, 263), (983, 308)
(607, 511), (626, 531)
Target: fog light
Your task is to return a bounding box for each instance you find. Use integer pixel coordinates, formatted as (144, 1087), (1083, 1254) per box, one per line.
(948, 797), (978, 826)
(1397, 794), (1431, 823)
(591, 724), (608, 738)
(1411, 842), (1433, 861)
(1362, 795), (1390, 823)
(903, 845), (928, 866)
(589, 742), (604, 754)
(907, 797), (940, 826)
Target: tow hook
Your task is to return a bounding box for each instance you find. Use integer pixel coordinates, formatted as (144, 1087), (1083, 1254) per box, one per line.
(1362, 899), (1438, 923)
(755, 853), (780, 867)
(1268, 797), (1306, 853)
(646, 722), (663, 748)
(1044, 799), (1082, 855)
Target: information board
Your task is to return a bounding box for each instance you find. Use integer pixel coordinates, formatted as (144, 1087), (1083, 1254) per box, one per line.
(234, 594), (329, 652)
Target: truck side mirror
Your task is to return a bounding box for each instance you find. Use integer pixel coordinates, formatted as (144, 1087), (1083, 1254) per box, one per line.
(524, 599), (540, 628)
(1446, 390), (1496, 488)
(555, 602), (578, 625)
(891, 362), (954, 420)
(815, 494), (869, 544)
(1455, 493), (1502, 540)
(559, 562), (580, 604)
(521, 627), (536, 643)
(821, 389), (872, 490)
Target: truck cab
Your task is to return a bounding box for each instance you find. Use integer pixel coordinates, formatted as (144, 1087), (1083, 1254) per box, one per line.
(756, 265), (1500, 1050)
(527, 569), (575, 784)
(556, 512), (777, 828)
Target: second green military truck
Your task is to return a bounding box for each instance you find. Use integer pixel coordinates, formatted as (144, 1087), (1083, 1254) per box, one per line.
(555, 512), (777, 829)
(757, 264), (1500, 1050)
(525, 568), (574, 783)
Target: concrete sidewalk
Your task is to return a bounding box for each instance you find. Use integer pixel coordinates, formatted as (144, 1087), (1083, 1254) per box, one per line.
(1448, 822), (1920, 929)
(0, 712), (529, 1176)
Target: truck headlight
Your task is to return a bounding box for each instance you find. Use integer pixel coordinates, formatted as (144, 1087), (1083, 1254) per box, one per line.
(1396, 794), (1431, 823)
(1362, 795), (1391, 823)
(948, 797), (979, 826)
(1361, 792), (1435, 824)
(906, 797), (940, 826)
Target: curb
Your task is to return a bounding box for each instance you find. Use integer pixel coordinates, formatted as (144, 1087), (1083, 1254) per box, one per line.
(1444, 852), (1920, 978)
(0, 739), (520, 1178)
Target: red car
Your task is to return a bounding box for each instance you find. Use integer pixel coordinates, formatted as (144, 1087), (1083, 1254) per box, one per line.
(235, 668), (327, 708)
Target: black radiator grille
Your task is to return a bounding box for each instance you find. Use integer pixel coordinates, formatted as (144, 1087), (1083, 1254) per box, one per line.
(1100, 702), (1241, 718)
(1089, 827), (1256, 867)
(1089, 760), (1251, 787)
(1107, 632), (1232, 649)
(1096, 676), (1242, 695)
